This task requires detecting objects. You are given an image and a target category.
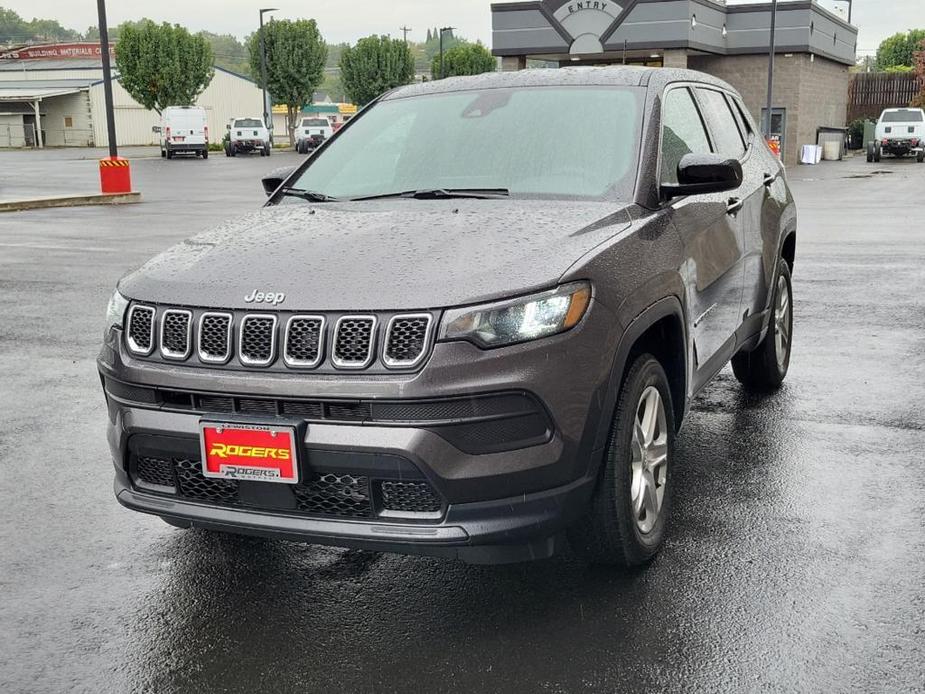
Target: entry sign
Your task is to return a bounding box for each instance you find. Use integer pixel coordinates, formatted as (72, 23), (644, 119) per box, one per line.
(200, 422), (299, 483)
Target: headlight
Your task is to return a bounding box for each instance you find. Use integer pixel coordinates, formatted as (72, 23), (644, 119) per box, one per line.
(105, 289), (129, 332)
(439, 282), (591, 348)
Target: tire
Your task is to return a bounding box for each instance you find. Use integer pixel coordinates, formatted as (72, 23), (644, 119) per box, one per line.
(165, 148), (174, 160)
(160, 148), (166, 159)
(569, 354), (675, 567)
(732, 260), (793, 391)
(229, 144), (236, 157)
(202, 149), (208, 159)
(917, 151), (924, 163)
(224, 143), (230, 157)
(265, 145), (272, 157)
(874, 146), (881, 163)
(867, 143), (874, 163)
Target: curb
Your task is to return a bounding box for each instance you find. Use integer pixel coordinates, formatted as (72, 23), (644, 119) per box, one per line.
(0, 192), (142, 213)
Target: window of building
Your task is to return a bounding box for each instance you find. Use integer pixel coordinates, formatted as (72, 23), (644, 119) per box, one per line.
(695, 88), (746, 159)
(64, 116), (73, 128)
(660, 87), (712, 184)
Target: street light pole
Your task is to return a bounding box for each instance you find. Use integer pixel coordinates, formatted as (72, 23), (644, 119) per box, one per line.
(96, 0), (117, 157)
(439, 27), (456, 79)
(764, 0), (778, 141)
(259, 8), (277, 136)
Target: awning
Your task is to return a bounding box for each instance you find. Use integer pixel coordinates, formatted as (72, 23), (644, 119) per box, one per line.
(0, 86), (85, 101)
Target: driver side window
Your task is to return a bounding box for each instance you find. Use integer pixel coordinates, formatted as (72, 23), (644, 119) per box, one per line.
(660, 88), (712, 184)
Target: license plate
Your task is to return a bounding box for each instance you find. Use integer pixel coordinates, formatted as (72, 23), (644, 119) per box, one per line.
(200, 422), (299, 483)
(174, 136), (185, 142)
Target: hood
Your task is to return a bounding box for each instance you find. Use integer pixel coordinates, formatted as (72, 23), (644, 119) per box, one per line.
(119, 199), (632, 311)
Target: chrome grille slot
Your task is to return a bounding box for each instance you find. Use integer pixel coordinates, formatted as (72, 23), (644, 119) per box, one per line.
(384, 314), (432, 368)
(198, 312), (232, 364)
(239, 314), (277, 366)
(332, 316), (377, 369)
(284, 315), (325, 368)
(160, 309), (192, 360)
(126, 305), (155, 355)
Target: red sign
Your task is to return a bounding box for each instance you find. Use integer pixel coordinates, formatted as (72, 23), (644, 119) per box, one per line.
(200, 422), (299, 484)
(0, 43), (115, 60)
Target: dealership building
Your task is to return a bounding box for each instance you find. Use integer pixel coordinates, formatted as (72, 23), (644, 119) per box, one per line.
(0, 42), (263, 148)
(491, 0), (858, 165)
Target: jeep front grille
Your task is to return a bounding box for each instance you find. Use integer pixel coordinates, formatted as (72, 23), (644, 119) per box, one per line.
(160, 309), (191, 360)
(384, 314), (432, 368)
(332, 316), (377, 369)
(122, 304), (435, 372)
(239, 315), (277, 366)
(126, 305), (155, 355)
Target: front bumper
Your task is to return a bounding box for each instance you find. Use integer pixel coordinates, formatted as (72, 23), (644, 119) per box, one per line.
(99, 299), (621, 563)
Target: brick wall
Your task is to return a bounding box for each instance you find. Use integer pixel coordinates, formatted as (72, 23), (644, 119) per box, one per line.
(689, 53), (849, 167)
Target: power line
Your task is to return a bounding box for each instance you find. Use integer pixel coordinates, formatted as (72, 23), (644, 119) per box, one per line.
(400, 25), (412, 42)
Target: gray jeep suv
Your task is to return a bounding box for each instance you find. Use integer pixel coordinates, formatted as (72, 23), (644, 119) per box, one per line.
(99, 67), (796, 565)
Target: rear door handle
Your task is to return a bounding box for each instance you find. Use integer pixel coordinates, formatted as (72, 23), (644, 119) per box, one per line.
(726, 197), (744, 215)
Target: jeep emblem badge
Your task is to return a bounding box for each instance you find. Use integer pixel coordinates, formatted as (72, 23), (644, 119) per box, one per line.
(244, 289), (286, 306)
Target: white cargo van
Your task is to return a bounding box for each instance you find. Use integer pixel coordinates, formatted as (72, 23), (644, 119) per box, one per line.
(154, 106), (209, 159)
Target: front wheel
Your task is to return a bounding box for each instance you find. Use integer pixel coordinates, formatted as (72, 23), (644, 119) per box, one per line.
(867, 142), (875, 163)
(917, 151), (924, 163)
(165, 148), (174, 160)
(732, 260), (793, 391)
(569, 355), (675, 567)
(264, 145), (272, 157)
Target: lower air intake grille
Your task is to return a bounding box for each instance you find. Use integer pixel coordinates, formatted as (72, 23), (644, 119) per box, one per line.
(379, 481), (442, 515)
(333, 316), (375, 368)
(384, 315), (431, 367)
(175, 458), (239, 503)
(135, 456), (176, 487)
(293, 474), (371, 518)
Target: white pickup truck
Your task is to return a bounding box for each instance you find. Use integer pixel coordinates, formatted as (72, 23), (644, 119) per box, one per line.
(869, 108), (925, 163)
(295, 117), (334, 154)
(225, 117), (271, 157)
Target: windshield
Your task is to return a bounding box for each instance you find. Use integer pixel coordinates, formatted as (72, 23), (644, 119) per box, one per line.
(883, 110), (924, 123)
(303, 118), (330, 127)
(290, 86), (643, 201)
(234, 119), (264, 128)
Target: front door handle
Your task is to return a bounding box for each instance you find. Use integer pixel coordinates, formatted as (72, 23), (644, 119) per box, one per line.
(726, 197), (744, 215)
(763, 172), (778, 187)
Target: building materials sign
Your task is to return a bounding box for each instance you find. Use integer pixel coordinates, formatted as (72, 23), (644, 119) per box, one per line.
(0, 43), (115, 60)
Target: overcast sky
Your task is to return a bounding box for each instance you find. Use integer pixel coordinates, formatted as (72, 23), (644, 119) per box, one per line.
(2, 0), (918, 56)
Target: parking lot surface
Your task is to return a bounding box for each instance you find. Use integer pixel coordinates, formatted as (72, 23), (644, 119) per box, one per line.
(1, 149), (923, 693)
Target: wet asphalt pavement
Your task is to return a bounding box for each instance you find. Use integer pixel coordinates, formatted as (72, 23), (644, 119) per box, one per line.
(1, 148), (923, 693)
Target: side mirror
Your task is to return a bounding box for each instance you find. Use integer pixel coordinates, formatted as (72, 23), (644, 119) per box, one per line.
(226, 123), (231, 130)
(262, 165), (297, 197)
(661, 153), (743, 200)
(151, 126), (161, 134)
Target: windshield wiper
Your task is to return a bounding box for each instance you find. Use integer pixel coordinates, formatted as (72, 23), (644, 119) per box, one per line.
(281, 187), (340, 202)
(351, 188), (510, 201)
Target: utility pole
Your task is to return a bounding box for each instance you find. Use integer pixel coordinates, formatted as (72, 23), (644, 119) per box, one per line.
(439, 27), (456, 79)
(259, 8), (277, 137)
(400, 26), (412, 43)
(764, 0), (778, 142)
(96, 0), (117, 158)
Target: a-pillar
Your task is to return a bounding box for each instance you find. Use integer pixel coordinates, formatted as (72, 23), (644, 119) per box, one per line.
(501, 55), (527, 72)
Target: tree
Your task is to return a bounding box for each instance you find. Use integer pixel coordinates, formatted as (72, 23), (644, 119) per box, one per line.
(248, 19), (327, 145)
(339, 35), (414, 107)
(876, 30), (925, 71)
(913, 39), (925, 108)
(200, 31), (250, 77)
(431, 42), (496, 80)
(115, 20), (214, 114)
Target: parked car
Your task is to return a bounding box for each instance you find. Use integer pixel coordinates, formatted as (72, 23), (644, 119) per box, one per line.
(224, 117), (271, 157)
(101, 67), (797, 566)
(868, 107), (925, 163)
(154, 106), (208, 159)
(295, 117), (333, 153)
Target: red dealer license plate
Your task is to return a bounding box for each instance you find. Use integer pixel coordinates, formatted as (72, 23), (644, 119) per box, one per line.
(200, 422), (299, 483)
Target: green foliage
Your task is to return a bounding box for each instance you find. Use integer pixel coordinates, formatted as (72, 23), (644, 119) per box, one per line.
(0, 8), (79, 43)
(321, 72), (346, 103)
(115, 20), (214, 114)
(200, 31), (250, 77)
(248, 19), (327, 144)
(884, 64), (914, 73)
(84, 19), (147, 42)
(431, 42), (496, 80)
(876, 30), (925, 70)
(339, 35), (414, 106)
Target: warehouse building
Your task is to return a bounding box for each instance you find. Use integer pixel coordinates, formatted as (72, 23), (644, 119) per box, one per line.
(491, 0), (858, 165)
(0, 42), (263, 148)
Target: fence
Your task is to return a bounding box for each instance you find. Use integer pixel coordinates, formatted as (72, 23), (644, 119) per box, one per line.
(0, 124), (94, 148)
(848, 72), (921, 122)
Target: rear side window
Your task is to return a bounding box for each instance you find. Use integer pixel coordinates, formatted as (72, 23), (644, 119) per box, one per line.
(695, 88), (746, 159)
(303, 118), (329, 127)
(661, 88), (712, 184)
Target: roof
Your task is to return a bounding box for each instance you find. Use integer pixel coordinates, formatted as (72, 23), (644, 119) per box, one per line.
(0, 76), (97, 101)
(0, 85), (86, 101)
(0, 58), (105, 71)
(384, 66), (734, 100)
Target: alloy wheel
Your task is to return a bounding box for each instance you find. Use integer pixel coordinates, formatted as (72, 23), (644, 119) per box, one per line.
(774, 274), (792, 369)
(630, 386), (668, 534)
